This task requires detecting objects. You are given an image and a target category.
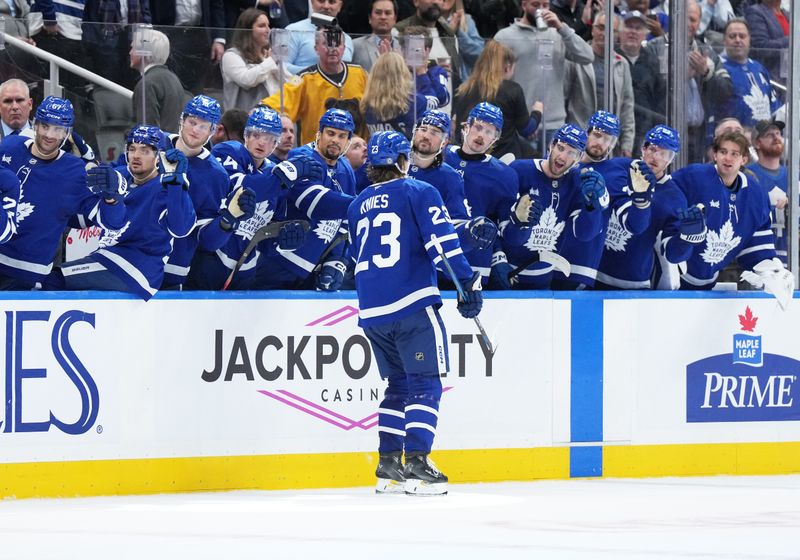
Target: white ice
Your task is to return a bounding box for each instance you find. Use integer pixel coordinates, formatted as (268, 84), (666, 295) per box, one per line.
(1, 475), (799, 560)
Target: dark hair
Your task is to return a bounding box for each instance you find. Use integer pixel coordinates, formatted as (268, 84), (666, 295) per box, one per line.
(324, 97), (366, 139)
(232, 8), (269, 64)
(401, 26), (433, 50)
(369, 0), (398, 13)
(713, 130), (749, 156)
(366, 155), (407, 183)
(219, 108), (249, 143)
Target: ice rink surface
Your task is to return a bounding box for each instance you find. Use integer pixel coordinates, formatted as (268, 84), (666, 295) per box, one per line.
(1, 474), (799, 560)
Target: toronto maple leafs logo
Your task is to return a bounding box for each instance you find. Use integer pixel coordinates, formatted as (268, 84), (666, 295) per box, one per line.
(236, 200), (274, 240)
(99, 221), (131, 248)
(314, 219), (341, 243)
(701, 219), (741, 265)
(604, 211), (632, 252)
(743, 73), (771, 121)
(524, 206), (564, 252)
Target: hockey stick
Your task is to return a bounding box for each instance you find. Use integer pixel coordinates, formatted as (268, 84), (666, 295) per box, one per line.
(311, 229), (350, 274)
(431, 235), (497, 356)
(507, 250), (571, 281)
(222, 219), (310, 291)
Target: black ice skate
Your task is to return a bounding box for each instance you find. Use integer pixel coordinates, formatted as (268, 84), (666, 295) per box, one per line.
(403, 453), (448, 496)
(375, 452), (405, 494)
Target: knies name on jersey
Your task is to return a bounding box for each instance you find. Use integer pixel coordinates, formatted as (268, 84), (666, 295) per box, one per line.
(359, 194), (389, 214)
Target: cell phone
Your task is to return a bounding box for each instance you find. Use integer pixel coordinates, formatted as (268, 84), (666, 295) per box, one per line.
(646, 13), (658, 21)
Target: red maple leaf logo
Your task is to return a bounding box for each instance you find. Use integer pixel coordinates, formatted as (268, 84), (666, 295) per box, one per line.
(738, 306), (758, 332)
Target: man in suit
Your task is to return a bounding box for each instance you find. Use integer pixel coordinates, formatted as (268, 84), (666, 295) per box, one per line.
(352, 0), (401, 71)
(148, 0), (226, 93)
(0, 79), (33, 141)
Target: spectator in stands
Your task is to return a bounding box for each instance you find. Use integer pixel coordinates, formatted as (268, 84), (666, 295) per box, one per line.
(221, 8), (289, 112)
(552, 0), (591, 40)
(495, 0), (594, 154)
(454, 41), (543, 161)
(395, 0), (462, 87)
(28, 0), (88, 90)
(0, 79), (33, 140)
(210, 108), (249, 145)
(715, 18), (779, 129)
(625, 0), (667, 37)
(224, 0), (290, 29)
(564, 13), (634, 156)
(747, 118), (787, 264)
(744, 0), (788, 85)
(361, 51), (448, 139)
(697, 0), (734, 37)
(1, 0), (30, 37)
(268, 113), (297, 163)
(82, 0), (151, 89)
(260, 27), (367, 145)
(130, 27), (188, 133)
(148, 0), (227, 94)
(440, 0), (484, 80)
(346, 133), (369, 192)
(284, 0), (354, 74)
(352, 0), (402, 72)
(465, 0), (520, 37)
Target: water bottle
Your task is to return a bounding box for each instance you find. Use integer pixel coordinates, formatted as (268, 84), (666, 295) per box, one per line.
(534, 9), (547, 30)
(269, 1), (282, 19)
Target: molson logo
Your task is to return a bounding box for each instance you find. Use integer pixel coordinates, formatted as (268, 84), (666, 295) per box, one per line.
(686, 306), (800, 422)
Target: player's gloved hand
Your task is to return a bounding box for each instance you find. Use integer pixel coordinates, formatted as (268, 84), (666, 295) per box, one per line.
(677, 204), (707, 244)
(278, 221), (307, 251)
(160, 148), (189, 187)
(580, 167), (609, 211)
(740, 257), (794, 311)
(220, 186), (256, 229)
(316, 259), (348, 291)
(457, 271), (483, 318)
(273, 154), (324, 188)
(509, 194), (544, 226)
(68, 132), (97, 163)
(466, 216), (498, 250)
(489, 251), (517, 290)
(629, 159), (657, 208)
(87, 164), (127, 204)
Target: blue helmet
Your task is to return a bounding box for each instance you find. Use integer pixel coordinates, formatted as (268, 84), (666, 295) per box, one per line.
(367, 131), (411, 167)
(126, 125), (164, 149)
(35, 96), (74, 128)
(588, 110), (620, 138)
(246, 106), (282, 136)
(644, 125), (681, 153)
(183, 95), (222, 125)
(319, 108), (355, 136)
(467, 102), (503, 130)
(552, 123), (587, 152)
(417, 110), (451, 136)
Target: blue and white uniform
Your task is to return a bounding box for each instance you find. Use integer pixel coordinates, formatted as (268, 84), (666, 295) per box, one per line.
(672, 163), (776, 289)
(716, 55), (781, 129)
(0, 167), (19, 245)
(364, 72), (450, 139)
(747, 162), (788, 265)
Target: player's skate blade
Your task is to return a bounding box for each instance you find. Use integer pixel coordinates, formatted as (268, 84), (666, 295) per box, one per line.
(404, 478), (448, 496)
(375, 478), (406, 494)
(375, 452), (405, 494)
(403, 453), (448, 496)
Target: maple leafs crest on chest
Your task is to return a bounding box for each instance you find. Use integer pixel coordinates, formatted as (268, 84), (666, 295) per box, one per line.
(701, 219), (741, 265)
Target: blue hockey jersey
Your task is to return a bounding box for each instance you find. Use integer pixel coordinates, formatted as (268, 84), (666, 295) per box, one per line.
(364, 72), (450, 139)
(444, 146), (519, 282)
(0, 136), (126, 284)
(162, 136), (231, 287)
(672, 163), (776, 288)
(92, 168), (196, 300)
(0, 166), (20, 245)
(503, 159), (604, 288)
(747, 162), (788, 265)
(408, 160), (469, 223)
(716, 55), (781, 128)
(347, 176), (474, 327)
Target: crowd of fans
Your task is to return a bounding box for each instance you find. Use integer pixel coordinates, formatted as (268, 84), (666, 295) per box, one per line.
(0, 0), (793, 305)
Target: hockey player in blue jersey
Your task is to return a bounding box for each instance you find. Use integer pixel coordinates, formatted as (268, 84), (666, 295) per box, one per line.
(254, 108), (358, 290)
(0, 96), (127, 290)
(162, 95), (240, 289)
(444, 102), (519, 289)
(596, 125), (707, 289)
(59, 125), (196, 300)
(348, 130), (482, 496)
(0, 168), (19, 246)
(189, 106), (323, 290)
(553, 111), (657, 289)
(672, 130), (793, 308)
(408, 110), (497, 262)
(503, 124), (608, 288)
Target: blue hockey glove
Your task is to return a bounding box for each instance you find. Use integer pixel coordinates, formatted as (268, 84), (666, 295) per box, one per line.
(272, 154), (324, 188)
(509, 194), (544, 227)
(68, 132), (96, 163)
(457, 271), (483, 318)
(220, 186), (257, 229)
(278, 221), (307, 251)
(580, 168), (609, 211)
(160, 148), (189, 187)
(467, 217), (498, 250)
(677, 204), (707, 244)
(86, 164), (127, 204)
(316, 259), (348, 291)
(629, 159), (656, 208)
(489, 251), (517, 290)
